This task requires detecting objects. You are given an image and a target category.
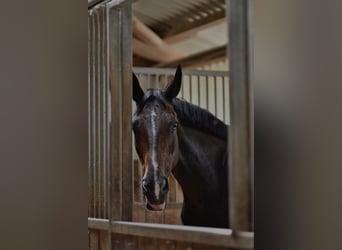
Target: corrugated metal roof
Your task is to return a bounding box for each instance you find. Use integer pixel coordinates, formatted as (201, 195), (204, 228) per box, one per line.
(133, 0), (226, 38)
(133, 0), (228, 66)
(171, 21), (227, 55)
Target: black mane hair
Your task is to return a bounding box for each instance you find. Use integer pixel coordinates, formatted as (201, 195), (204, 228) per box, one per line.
(172, 98), (228, 140)
(135, 89), (228, 140)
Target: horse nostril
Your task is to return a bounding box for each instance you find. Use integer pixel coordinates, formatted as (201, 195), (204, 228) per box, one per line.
(160, 177), (169, 193)
(142, 179), (148, 194)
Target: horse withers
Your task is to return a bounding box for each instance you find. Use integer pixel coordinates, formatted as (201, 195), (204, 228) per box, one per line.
(132, 65), (229, 228)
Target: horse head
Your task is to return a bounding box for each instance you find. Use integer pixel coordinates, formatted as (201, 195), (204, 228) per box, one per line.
(132, 65), (182, 211)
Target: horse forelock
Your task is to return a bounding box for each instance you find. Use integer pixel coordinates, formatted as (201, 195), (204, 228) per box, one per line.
(135, 89), (171, 114)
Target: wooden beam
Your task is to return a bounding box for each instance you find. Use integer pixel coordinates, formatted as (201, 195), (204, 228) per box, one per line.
(133, 16), (165, 48)
(133, 17), (187, 63)
(164, 18), (227, 44)
(154, 44), (227, 69)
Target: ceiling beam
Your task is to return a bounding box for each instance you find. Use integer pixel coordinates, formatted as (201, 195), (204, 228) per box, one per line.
(154, 44), (227, 69)
(162, 1), (226, 39)
(132, 17), (187, 63)
(164, 18), (227, 45)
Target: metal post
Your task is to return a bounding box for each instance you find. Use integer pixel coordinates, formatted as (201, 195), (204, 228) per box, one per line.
(227, 0), (254, 232)
(89, 1), (133, 249)
(108, 0), (133, 227)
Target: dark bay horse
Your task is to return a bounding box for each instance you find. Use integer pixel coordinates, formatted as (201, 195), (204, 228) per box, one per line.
(132, 65), (228, 228)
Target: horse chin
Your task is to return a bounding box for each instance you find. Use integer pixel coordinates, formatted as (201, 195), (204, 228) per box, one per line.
(146, 201), (166, 211)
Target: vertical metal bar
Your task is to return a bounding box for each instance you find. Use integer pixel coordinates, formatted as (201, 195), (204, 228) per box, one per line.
(105, 6), (112, 249)
(105, 6), (110, 221)
(189, 75), (192, 103)
(248, 0), (254, 231)
(95, 10), (100, 219)
(214, 76), (217, 116)
(197, 75), (200, 107)
(138, 161), (143, 203)
(222, 76), (226, 123)
(96, 10), (103, 219)
(88, 12), (92, 218)
(164, 73), (167, 88)
(147, 73), (151, 89)
(109, 5), (122, 222)
(227, 0), (253, 232)
(91, 10), (97, 218)
(109, 1), (133, 224)
(155, 73), (159, 89)
(120, 4), (133, 222)
(206, 76), (209, 110)
(100, 7), (107, 219)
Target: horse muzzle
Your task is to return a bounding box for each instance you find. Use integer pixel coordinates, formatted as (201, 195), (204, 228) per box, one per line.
(146, 201), (166, 211)
(142, 176), (169, 211)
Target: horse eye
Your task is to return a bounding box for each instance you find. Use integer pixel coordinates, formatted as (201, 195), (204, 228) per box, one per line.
(172, 122), (178, 130)
(132, 120), (139, 130)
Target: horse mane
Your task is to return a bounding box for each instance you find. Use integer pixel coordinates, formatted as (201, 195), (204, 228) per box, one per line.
(172, 98), (228, 140)
(135, 89), (228, 140)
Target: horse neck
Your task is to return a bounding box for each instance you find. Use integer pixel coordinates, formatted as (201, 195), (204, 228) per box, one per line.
(173, 125), (227, 198)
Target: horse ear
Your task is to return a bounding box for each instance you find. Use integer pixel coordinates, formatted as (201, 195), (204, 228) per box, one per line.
(133, 72), (144, 103)
(164, 65), (182, 101)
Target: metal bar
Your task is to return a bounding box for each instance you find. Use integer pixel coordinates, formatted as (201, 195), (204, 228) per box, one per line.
(147, 73), (151, 89)
(104, 6), (112, 248)
(214, 76), (217, 116)
(88, 13), (92, 217)
(197, 75), (200, 107)
(227, 0), (253, 232)
(96, 8), (103, 219)
(222, 76), (226, 123)
(111, 221), (253, 249)
(89, 0), (106, 9)
(104, 6), (110, 220)
(89, 0), (134, 10)
(88, 218), (254, 249)
(133, 67), (228, 77)
(120, 4), (133, 222)
(247, 0), (254, 231)
(164, 73), (167, 87)
(189, 75), (192, 103)
(138, 161), (143, 202)
(109, 5), (122, 222)
(88, 0), (110, 10)
(155, 74), (158, 88)
(206, 76), (209, 110)
(91, 11), (97, 218)
(100, 7), (107, 219)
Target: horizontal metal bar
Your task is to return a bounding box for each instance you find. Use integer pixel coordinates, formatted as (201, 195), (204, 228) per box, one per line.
(88, 0), (110, 9)
(133, 67), (229, 77)
(88, 218), (254, 249)
(88, 0), (134, 10)
(106, 0), (135, 9)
